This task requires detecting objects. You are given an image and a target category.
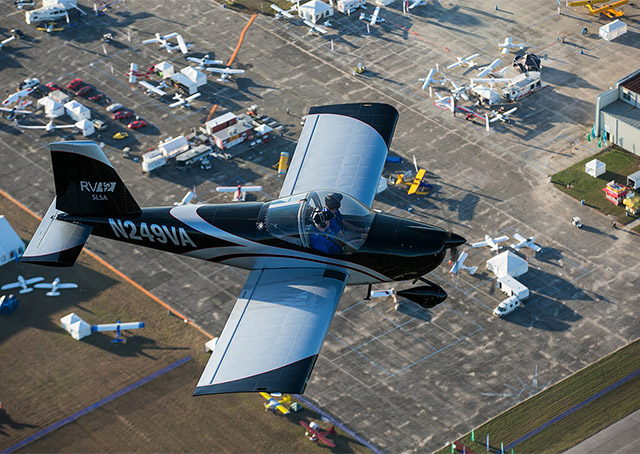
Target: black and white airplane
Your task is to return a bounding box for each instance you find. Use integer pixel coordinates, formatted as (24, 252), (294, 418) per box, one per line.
(22, 103), (465, 395)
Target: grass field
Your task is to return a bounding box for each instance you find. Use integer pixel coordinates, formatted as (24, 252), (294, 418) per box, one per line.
(551, 147), (640, 225)
(435, 340), (640, 454)
(0, 194), (370, 453)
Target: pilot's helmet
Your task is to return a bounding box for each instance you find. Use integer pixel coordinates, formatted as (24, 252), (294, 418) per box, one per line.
(325, 192), (343, 210)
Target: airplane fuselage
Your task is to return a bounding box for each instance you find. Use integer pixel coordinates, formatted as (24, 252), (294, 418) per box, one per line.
(62, 202), (451, 285)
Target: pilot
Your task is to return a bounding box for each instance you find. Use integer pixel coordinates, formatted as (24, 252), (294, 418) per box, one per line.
(310, 210), (342, 254)
(324, 193), (367, 241)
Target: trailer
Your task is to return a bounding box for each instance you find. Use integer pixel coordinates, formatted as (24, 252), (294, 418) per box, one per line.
(175, 144), (212, 168)
(141, 150), (167, 173)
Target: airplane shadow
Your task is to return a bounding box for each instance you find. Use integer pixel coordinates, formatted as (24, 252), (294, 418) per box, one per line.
(543, 65), (599, 90)
(395, 299), (433, 322)
(501, 293), (582, 332)
(0, 408), (38, 437)
(83, 333), (190, 359)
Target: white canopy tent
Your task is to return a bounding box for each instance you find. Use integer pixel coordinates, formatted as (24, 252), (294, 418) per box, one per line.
(486, 251), (528, 278)
(585, 159), (606, 178)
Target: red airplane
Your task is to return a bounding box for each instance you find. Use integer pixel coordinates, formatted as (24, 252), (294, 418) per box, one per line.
(299, 421), (336, 448)
(125, 63), (156, 84)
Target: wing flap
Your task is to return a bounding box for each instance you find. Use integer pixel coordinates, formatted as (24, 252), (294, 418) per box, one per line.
(195, 268), (348, 395)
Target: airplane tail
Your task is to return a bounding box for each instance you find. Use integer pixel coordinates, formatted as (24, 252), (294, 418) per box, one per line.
(21, 141), (140, 267)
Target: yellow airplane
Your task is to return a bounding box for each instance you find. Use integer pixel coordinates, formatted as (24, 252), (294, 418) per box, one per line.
(259, 392), (291, 415)
(568, 0), (627, 17)
(392, 168), (432, 195)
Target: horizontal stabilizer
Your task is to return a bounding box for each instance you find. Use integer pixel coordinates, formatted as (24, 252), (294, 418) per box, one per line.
(21, 198), (92, 267)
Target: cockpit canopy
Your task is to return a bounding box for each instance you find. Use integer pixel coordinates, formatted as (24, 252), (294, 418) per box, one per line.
(258, 190), (374, 255)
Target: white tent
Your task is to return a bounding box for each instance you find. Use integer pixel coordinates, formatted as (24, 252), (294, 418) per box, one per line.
(60, 312), (92, 340)
(585, 159), (606, 178)
(0, 216), (25, 266)
(486, 251), (528, 278)
(155, 61), (175, 78)
(75, 119), (95, 137)
(37, 96), (64, 118)
(64, 100), (91, 121)
(298, 0), (333, 23)
(180, 67), (207, 87)
(599, 20), (627, 41)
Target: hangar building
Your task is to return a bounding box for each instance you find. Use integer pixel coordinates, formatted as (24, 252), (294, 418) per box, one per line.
(595, 69), (640, 156)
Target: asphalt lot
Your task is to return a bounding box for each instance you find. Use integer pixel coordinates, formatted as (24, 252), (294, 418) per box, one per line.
(1, 0), (640, 452)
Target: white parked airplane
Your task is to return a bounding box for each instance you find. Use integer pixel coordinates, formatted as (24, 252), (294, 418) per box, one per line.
(206, 66), (245, 82)
(498, 37), (525, 55)
(476, 58), (504, 78)
(360, 6), (384, 25)
(0, 106), (33, 117)
(446, 53), (480, 70)
(511, 233), (542, 252)
(1, 275), (44, 294)
(471, 234), (509, 251)
(303, 19), (328, 35)
(271, 3), (295, 18)
(142, 32), (192, 54)
(470, 77), (511, 88)
(138, 80), (167, 97)
(450, 80), (469, 101)
(2, 88), (34, 107)
(169, 92), (201, 108)
(434, 91), (455, 111)
(34, 277), (78, 296)
(449, 251), (477, 275)
(419, 68), (446, 90)
(186, 54), (224, 69)
(408, 0), (427, 9)
(174, 190), (196, 206)
(216, 185), (263, 202)
(14, 117), (77, 132)
(489, 107), (517, 123)
(0, 35), (17, 50)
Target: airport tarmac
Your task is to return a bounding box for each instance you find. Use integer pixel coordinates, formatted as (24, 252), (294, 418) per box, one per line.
(1, 0), (639, 451)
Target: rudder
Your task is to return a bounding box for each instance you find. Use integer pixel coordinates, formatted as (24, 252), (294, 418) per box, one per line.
(50, 141), (141, 217)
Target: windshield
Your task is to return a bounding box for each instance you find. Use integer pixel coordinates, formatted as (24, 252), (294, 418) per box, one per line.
(260, 191), (374, 255)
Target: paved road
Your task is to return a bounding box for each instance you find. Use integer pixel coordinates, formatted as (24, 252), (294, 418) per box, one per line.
(565, 409), (640, 454)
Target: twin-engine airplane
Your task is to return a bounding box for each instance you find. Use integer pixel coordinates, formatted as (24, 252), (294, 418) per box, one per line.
(22, 103), (465, 395)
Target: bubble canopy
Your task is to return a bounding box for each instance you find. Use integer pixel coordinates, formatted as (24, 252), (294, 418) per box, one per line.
(258, 190), (374, 254)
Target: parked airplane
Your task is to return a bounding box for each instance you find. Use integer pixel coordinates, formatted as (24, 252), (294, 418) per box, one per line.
(142, 32), (192, 54)
(0, 106), (33, 118)
(569, 0), (628, 17)
(471, 234), (509, 251)
(498, 37), (525, 55)
(34, 277), (78, 296)
(169, 92), (201, 108)
(138, 80), (167, 96)
(0, 35), (17, 50)
(216, 185), (263, 202)
(94, 0), (120, 15)
(489, 107), (517, 124)
(450, 80), (470, 101)
(419, 68), (446, 90)
(205, 66), (245, 82)
(360, 6), (384, 25)
(14, 117), (76, 132)
(446, 53), (480, 70)
(303, 19), (328, 35)
(2, 88), (34, 107)
(174, 190), (196, 206)
(260, 392), (291, 414)
(511, 233), (542, 252)
(476, 58), (504, 78)
(300, 421), (336, 448)
(270, 3), (296, 18)
(408, 0), (427, 9)
(21, 103), (465, 395)
(449, 251), (477, 275)
(1, 275), (44, 294)
(186, 54), (224, 70)
(125, 63), (156, 84)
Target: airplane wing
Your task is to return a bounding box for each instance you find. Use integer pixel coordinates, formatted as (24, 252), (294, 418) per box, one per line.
(139, 80), (166, 96)
(512, 233), (526, 243)
(494, 235), (509, 243)
(142, 38), (160, 44)
(206, 67), (245, 75)
(169, 99), (186, 108)
(279, 103), (398, 207)
(408, 168), (427, 195)
(58, 283), (78, 289)
(176, 34), (189, 54)
(370, 6), (380, 25)
(194, 267), (348, 395)
(471, 240), (488, 248)
(529, 242), (542, 253)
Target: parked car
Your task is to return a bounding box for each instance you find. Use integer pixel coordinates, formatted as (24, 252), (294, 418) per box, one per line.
(113, 132), (129, 140)
(45, 82), (61, 91)
(75, 86), (92, 97)
(88, 93), (105, 102)
(93, 120), (107, 131)
(19, 77), (40, 89)
(113, 110), (133, 120)
(106, 103), (124, 112)
(127, 119), (148, 129)
(66, 78), (83, 90)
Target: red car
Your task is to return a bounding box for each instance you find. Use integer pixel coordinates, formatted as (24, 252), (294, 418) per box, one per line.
(88, 93), (105, 102)
(66, 78), (83, 90)
(45, 82), (61, 91)
(127, 120), (148, 129)
(113, 110), (133, 120)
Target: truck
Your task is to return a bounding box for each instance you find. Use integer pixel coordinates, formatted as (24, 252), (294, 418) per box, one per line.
(141, 150), (167, 173)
